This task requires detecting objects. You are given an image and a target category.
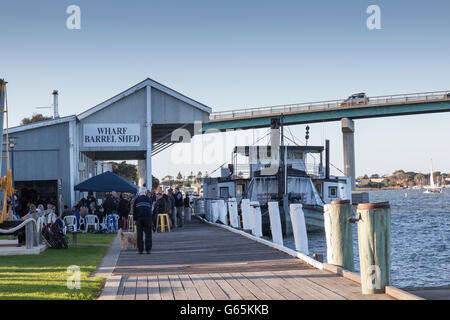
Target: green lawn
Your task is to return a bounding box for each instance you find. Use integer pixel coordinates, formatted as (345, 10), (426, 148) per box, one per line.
(67, 233), (117, 245)
(0, 233), (117, 300)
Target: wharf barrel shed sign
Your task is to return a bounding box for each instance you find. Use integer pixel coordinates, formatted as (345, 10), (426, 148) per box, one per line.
(83, 124), (141, 147)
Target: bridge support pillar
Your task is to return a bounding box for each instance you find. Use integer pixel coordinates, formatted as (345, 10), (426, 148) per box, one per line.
(341, 118), (356, 191)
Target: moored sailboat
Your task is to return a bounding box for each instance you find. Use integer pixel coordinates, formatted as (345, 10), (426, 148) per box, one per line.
(424, 159), (442, 194)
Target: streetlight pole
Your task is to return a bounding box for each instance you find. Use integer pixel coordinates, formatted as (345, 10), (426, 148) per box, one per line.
(9, 138), (15, 216)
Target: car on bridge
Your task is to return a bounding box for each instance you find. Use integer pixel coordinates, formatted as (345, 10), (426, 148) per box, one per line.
(341, 93), (369, 107)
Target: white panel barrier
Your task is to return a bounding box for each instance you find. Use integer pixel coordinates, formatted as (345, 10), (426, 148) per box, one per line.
(211, 201), (219, 223)
(218, 200), (227, 224)
(268, 202), (284, 246)
(198, 199), (205, 216)
(250, 201), (262, 237)
(228, 198), (240, 228)
(289, 203), (309, 255)
(205, 200), (212, 221)
(241, 199), (252, 230)
(323, 204), (334, 264)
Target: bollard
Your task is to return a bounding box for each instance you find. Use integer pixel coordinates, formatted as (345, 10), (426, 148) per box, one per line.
(324, 200), (354, 271)
(211, 201), (219, 223)
(185, 206), (191, 222)
(250, 201), (262, 237)
(72, 232), (78, 245)
(289, 204), (309, 255)
(267, 202), (283, 246)
(25, 221), (34, 249)
(240, 199), (252, 230)
(228, 198), (240, 228)
(356, 202), (391, 294)
(218, 200), (227, 224)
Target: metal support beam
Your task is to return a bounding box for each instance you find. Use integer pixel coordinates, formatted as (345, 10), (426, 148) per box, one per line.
(341, 118), (355, 191)
(138, 160), (146, 187)
(146, 85), (152, 190)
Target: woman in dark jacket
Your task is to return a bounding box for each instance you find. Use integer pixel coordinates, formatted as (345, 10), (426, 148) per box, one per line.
(118, 194), (130, 229)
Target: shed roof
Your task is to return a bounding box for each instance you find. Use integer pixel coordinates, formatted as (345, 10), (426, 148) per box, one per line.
(4, 78), (212, 135)
(77, 78), (212, 120)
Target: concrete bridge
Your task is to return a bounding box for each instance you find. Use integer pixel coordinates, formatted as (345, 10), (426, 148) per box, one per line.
(202, 90), (450, 190)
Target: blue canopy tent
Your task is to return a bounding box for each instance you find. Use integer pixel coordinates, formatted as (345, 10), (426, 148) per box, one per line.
(74, 171), (138, 194)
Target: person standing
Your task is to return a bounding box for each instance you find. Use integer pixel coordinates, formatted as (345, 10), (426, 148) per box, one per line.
(152, 192), (166, 231)
(133, 188), (153, 254)
(118, 194), (130, 229)
(183, 193), (191, 223)
(167, 189), (176, 228)
(173, 188), (184, 228)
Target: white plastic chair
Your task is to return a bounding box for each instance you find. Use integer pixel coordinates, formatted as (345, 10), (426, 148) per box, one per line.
(63, 215), (77, 234)
(84, 214), (99, 233)
(79, 217), (85, 232)
(35, 216), (45, 233)
(45, 212), (56, 225)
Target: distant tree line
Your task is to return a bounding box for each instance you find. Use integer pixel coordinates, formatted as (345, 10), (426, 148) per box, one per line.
(111, 161), (159, 189)
(357, 169), (448, 188)
(21, 113), (53, 125)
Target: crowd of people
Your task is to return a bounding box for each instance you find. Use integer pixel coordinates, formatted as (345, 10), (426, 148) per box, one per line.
(131, 186), (192, 254)
(4, 186), (193, 252)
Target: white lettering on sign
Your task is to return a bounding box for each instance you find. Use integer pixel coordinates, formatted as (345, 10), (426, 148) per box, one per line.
(83, 124), (141, 147)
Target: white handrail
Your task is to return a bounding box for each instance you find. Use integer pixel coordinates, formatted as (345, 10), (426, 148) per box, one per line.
(0, 218), (37, 234)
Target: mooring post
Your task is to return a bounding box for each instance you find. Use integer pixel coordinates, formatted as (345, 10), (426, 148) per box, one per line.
(240, 199), (252, 230)
(250, 201), (262, 237)
(324, 200), (354, 271)
(268, 202), (283, 246)
(355, 201), (391, 294)
(289, 203), (309, 254)
(228, 198), (240, 228)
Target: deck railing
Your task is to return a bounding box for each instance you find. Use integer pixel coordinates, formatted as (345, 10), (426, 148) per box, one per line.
(210, 90), (450, 122)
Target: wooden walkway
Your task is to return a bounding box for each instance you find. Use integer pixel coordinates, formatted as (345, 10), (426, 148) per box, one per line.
(107, 218), (394, 300)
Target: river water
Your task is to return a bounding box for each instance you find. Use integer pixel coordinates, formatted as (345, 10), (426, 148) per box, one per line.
(283, 188), (450, 288)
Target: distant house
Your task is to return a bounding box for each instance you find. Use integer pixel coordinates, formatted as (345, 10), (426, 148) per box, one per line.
(357, 179), (371, 187)
(370, 178), (387, 186)
(356, 178), (386, 188)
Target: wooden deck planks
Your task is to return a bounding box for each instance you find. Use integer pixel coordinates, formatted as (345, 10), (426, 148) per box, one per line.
(158, 275), (175, 300)
(219, 273), (258, 300)
(188, 274), (215, 300)
(147, 275), (161, 300)
(110, 218), (395, 300)
(178, 274), (202, 300)
(168, 274), (189, 300)
(253, 271), (303, 300)
(190, 273), (229, 300)
(119, 276), (137, 300)
(209, 273), (243, 300)
(135, 276), (148, 300)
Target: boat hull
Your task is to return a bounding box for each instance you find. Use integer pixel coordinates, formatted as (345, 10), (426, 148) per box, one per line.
(261, 204), (324, 236)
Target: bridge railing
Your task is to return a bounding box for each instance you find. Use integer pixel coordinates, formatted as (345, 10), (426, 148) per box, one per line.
(210, 90), (450, 121)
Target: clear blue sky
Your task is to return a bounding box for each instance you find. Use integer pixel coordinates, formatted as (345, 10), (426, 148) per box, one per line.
(1, 0), (450, 179)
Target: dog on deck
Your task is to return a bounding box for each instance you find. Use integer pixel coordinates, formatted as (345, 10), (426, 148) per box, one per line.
(118, 228), (137, 250)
